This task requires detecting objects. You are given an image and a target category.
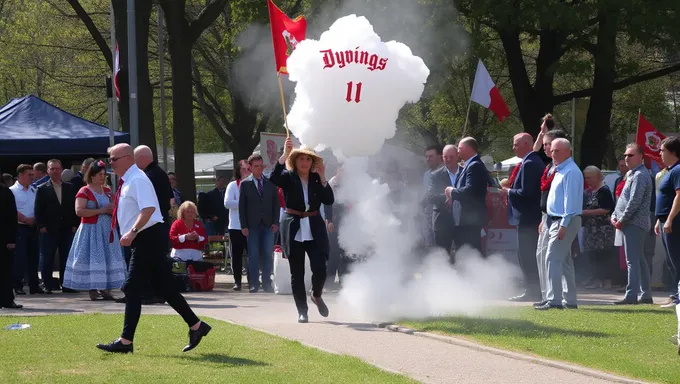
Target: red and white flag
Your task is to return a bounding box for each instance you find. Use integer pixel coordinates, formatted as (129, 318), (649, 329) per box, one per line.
(470, 59), (511, 122)
(267, 0), (307, 75)
(113, 43), (120, 101)
(636, 112), (665, 164)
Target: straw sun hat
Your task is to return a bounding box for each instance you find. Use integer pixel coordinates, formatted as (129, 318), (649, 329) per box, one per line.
(286, 146), (323, 172)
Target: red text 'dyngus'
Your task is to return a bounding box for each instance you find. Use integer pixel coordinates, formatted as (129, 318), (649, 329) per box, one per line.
(321, 48), (388, 71)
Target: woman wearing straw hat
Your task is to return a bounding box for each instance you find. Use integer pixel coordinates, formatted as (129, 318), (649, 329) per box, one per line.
(270, 137), (335, 323)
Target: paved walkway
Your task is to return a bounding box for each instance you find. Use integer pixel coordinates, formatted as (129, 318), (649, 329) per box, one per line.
(1, 276), (656, 384)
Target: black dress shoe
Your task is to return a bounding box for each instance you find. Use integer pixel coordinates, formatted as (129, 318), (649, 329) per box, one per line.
(96, 339), (133, 354)
(233, 283), (242, 291)
(311, 295), (329, 317)
(1, 302), (23, 309)
(262, 285), (275, 293)
(29, 286), (49, 294)
(115, 297), (127, 304)
(613, 298), (638, 305)
(14, 288), (26, 296)
(564, 304), (578, 309)
(638, 297), (654, 305)
(298, 313), (309, 323)
(182, 322), (212, 352)
(249, 287), (259, 293)
(534, 302), (564, 311)
(533, 300), (548, 307)
(62, 288), (78, 293)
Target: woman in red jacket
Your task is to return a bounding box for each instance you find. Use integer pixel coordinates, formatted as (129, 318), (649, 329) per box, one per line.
(170, 201), (208, 261)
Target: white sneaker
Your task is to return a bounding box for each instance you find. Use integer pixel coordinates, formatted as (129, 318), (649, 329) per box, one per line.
(660, 302), (678, 308)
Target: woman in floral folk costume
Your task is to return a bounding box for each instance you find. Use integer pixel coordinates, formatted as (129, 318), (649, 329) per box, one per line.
(63, 161), (127, 300)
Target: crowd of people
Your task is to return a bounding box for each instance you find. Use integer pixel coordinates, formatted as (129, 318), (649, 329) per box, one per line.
(2, 116), (680, 354)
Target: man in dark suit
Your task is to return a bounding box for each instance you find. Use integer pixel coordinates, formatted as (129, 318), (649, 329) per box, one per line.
(70, 158), (95, 189)
(501, 133), (545, 301)
(447, 137), (488, 256)
(0, 177), (21, 309)
(135, 146), (173, 238)
(34, 159), (78, 292)
(199, 176), (229, 236)
(427, 144), (461, 263)
(239, 154), (280, 293)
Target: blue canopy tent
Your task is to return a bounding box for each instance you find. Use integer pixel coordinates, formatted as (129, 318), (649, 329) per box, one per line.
(0, 95), (129, 156)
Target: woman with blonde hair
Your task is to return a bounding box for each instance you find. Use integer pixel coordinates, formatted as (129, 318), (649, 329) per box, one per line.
(581, 166), (616, 289)
(169, 201), (208, 262)
(270, 137), (334, 323)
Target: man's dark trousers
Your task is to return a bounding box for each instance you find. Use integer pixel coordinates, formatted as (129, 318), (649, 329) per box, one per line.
(517, 224), (541, 298)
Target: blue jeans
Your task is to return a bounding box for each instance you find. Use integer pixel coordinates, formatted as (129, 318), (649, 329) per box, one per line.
(622, 225), (652, 301)
(39, 230), (74, 289)
(13, 225), (40, 289)
(246, 225), (275, 289)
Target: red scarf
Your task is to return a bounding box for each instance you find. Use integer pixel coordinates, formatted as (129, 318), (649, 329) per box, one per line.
(615, 178), (625, 198)
(540, 165), (556, 192)
(507, 164), (521, 187)
(236, 179), (241, 188)
(278, 187), (285, 208)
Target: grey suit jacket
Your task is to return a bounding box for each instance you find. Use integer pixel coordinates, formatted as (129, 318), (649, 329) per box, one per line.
(238, 175), (280, 229)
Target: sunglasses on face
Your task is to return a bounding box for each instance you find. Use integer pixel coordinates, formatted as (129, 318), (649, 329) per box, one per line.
(108, 154), (130, 163)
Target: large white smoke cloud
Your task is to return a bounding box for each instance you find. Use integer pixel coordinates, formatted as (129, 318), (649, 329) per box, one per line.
(287, 15), (429, 157)
(286, 15), (520, 322)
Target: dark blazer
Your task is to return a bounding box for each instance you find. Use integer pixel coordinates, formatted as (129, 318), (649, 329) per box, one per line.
(144, 162), (173, 223)
(238, 175), (280, 229)
(426, 166), (455, 233)
(508, 151), (545, 226)
(270, 162), (334, 258)
(449, 155), (488, 227)
(0, 184), (18, 246)
(70, 172), (85, 189)
(34, 180), (78, 233)
(198, 187), (228, 230)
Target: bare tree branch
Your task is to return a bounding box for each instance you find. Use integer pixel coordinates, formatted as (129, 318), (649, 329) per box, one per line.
(555, 62), (680, 103)
(66, 0), (113, 69)
(189, 0), (229, 42)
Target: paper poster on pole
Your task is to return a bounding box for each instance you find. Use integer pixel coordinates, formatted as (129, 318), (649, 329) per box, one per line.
(259, 132), (300, 177)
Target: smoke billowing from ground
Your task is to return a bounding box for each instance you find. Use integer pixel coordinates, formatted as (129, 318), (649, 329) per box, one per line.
(285, 14), (520, 322)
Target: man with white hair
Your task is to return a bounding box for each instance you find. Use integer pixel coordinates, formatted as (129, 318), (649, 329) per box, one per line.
(536, 138), (583, 310)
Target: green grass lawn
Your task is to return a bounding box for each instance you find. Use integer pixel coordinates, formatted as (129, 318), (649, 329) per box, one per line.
(0, 314), (415, 384)
(401, 305), (678, 384)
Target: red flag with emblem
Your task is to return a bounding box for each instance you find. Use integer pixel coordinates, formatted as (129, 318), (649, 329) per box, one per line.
(267, 0), (307, 75)
(114, 43), (120, 101)
(636, 113), (665, 164)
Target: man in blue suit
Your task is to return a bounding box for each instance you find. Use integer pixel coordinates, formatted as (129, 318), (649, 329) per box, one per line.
(502, 133), (545, 301)
(446, 137), (489, 257)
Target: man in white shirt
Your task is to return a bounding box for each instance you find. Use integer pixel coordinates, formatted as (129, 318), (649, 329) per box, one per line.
(9, 164), (46, 295)
(96, 144), (210, 354)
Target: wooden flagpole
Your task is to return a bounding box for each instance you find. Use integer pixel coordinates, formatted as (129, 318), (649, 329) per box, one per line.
(462, 95), (473, 138)
(277, 72), (290, 138)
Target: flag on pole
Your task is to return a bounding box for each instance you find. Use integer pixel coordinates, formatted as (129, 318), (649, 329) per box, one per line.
(114, 43), (120, 101)
(636, 112), (665, 164)
(470, 60), (511, 122)
(267, 0), (307, 75)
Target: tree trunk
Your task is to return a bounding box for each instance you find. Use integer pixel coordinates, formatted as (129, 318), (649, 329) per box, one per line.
(499, 29), (544, 138)
(579, 8), (618, 168)
(163, 3), (196, 201)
